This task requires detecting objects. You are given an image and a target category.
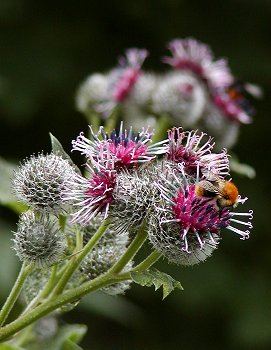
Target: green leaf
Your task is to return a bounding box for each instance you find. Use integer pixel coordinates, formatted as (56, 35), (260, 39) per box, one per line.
(0, 157), (27, 214)
(131, 268), (183, 299)
(0, 344), (25, 350)
(0, 156), (16, 204)
(0, 219), (20, 301)
(5, 323), (87, 350)
(5, 202), (28, 215)
(49, 133), (80, 174)
(62, 339), (83, 350)
(0, 324), (87, 350)
(79, 291), (145, 327)
(45, 324), (87, 350)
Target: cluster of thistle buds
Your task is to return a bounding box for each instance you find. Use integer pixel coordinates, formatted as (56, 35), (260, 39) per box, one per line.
(76, 37), (261, 149)
(13, 122), (253, 283)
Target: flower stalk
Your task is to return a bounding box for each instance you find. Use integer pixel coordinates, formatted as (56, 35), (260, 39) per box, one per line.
(52, 218), (110, 296)
(0, 271), (128, 341)
(0, 262), (33, 327)
(109, 225), (148, 274)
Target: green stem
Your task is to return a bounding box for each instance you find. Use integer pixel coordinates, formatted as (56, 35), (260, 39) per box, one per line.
(109, 227), (148, 274)
(75, 226), (83, 252)
(133, 250), (162, 273)
(104, 106), (119, 132)
(52, 219), (109, 296)
(0, 263), (32, 327)
(0, 271), (128, 341)
(151, 114), (171, 143)
(88, 112), (100, 134)
(58, 214), (67, 232)
(0, 241), (160, 340)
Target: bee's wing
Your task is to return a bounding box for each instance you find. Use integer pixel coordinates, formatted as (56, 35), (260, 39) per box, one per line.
(197, 180), (220, 194)
(203, 171), (222, 182)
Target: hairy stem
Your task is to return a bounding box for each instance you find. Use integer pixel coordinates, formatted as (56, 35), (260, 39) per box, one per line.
(133, 250), (162, 272)
(109, 227), (148, 274)
(104, 106), (119, 132)
(0, 271), (128, 341)
(0, 234), (161, 340)
(52, 219), (109, 296)
(87, 112), (100, 134)
(0, 263), (32, 327)
(151, 114), (171, 143)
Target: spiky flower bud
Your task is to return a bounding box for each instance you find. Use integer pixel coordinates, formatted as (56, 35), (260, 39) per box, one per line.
(13, 153), (76, 214)
(110, 164), (161, 233)
(148, 168), (252, 266)
(152, 71), (206, 127)
(78, 216), (133, 295)
(75, 73), (108, 115)
(127, 72), (158, 108)
(13, 211), (66, 267)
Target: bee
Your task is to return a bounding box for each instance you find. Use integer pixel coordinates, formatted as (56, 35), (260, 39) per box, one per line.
(195, 172), (239, 208)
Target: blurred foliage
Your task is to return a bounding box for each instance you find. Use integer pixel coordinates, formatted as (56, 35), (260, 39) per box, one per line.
(0, 0), (270, 349)
(0, 322), (87, 350)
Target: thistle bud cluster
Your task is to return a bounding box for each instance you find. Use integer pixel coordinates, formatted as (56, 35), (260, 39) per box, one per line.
(12, 153), (77, 269)
(61, 123), (253, 266)
(76, 38), (260, 149)
(0, 37), (257, 341)
(10, 39), (255, 309)
(8, 124), (253, 350)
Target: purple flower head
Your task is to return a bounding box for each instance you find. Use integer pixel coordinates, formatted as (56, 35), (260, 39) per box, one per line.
(212, 81), (256, 124)
(165, 127), (229, 177)
(148, 170), (252, 265)
(63, 159), (117, 225)
(72, 122), (166, 170)
(173, 185), (229, 251)
(111, 48), (149, 103)
(163, 38), (233, 91)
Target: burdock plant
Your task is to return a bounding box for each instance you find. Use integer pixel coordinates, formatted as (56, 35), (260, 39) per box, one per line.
(0, 38), (257, 348)
(0, 123), (253, 346)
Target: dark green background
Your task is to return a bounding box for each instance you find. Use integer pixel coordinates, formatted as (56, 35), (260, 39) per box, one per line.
(0, 1), (270, 349)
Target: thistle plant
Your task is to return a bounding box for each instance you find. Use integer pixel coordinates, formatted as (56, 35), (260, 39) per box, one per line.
(0, 37), (257, 348)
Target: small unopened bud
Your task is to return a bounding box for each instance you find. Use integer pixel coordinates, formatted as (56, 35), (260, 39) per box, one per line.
(13, 211), (66, 267)
(13, 153), (76, 214)
(110, 166), (159, 234)
(23, 268), (51, 305)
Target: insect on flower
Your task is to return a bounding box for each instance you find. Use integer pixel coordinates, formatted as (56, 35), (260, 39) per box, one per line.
(195, 171), (239, 209)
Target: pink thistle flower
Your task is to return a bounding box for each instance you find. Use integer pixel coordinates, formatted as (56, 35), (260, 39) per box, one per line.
(111, 48), (149, 103)
(163, 38), (233, 91)
(72, 122), (166, 170)
(63, 159), (117, 225)
(165, 127), (229, 177)
(148, 171), (252, 265)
